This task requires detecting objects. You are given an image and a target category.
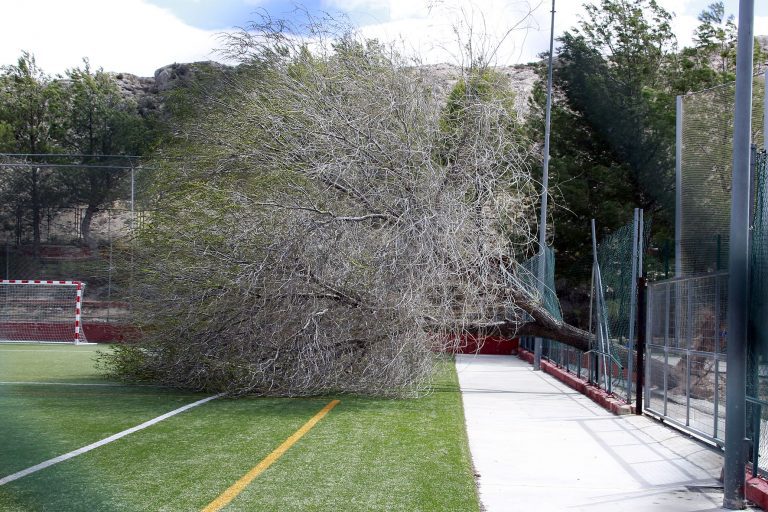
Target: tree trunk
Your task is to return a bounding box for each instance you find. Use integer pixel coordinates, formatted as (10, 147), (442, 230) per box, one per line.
(14, 204), (22, 247)
(31, 168), (40, 258)
(464, 287), (679, 389)
(80, 204), (99, 251)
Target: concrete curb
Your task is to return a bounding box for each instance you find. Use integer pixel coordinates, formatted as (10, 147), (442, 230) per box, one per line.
(747, 475), (768, 509)
(518, 348), (633, 415)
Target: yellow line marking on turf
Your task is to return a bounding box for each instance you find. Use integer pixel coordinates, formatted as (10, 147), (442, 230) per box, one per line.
(202, 399), (340, 512)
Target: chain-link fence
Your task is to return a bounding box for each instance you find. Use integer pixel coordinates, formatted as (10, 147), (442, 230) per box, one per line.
(748, 149), (768, 475)
(649, 74), (768, 471)
(520, 212), (646, 404)
(678, 73), (766, 277)
(594, 212), (649, 402)
(0, 158), (148, 340)
(0, 206), (141, 327)
(1, 210), (143, 340)
(518, 245), (561, 321)
(518, 245), (568, 370)
(646, 149), (768, 474)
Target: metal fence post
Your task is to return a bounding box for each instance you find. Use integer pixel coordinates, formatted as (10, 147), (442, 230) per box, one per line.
(592, 219), (611, 392)
(664, 283), (670, 417)
(752, 401), (761, 478)
(645, 283), (653, 410)
(636, 277), (647, 415)
(588, 256), (596, 384)
(723, 0), (755, 507)
(627, 208), (640, 403)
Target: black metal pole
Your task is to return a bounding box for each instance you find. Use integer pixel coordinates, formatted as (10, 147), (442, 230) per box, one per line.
(636, 277), (647, 415)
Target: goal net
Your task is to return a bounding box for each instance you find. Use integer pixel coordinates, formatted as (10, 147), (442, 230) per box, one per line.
(0, 280), (86, 343)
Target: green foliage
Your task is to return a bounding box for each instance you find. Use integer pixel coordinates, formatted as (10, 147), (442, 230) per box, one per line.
(558, 0), (677, 214)
(0, 53), (67, 252)
(0, 52), (61, 154)
(54, 60), (151, 245)
(0, 53), (157, 249)
(59, 59), (148, 156)
(525, 0), (763, 325)
(438, 68), (521, 165)
(693, 2), (737, 79)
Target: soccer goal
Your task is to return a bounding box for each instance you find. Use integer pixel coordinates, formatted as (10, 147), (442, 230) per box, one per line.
(0, 280), (86, 343)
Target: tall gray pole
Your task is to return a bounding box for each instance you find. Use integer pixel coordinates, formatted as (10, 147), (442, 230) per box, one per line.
(723, 0), (754, 508)
(534, 0), (556, 371)
(675, 95), (683, 278)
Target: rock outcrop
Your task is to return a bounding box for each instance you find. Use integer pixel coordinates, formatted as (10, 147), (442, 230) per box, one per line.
(111, 61), (232, 118)
(109, 60), (539, 122)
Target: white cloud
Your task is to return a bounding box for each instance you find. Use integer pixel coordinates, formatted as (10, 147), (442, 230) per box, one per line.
(354, 0), (567, 66)
(0, 0), (226, 77)
(352, 0), (768, 67)
(2, 0), (767, 78)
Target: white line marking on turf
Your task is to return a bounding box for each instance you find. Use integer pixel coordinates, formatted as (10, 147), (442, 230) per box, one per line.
(0, 350), (96, 353)
(0, 381), (151, 387)
(0, 392), (225, 486)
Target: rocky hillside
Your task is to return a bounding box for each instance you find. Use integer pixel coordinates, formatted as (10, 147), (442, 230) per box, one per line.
(112, 61), (232, 118)
(111, 61), (539, 122)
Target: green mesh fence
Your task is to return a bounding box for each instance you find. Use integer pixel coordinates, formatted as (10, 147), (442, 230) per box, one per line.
(517, 247), (580, 378)
(679, 74), (766, 276)
(518, 223), (648, 401)
(590, 215), (649, 401)
(597, 220), (651, 346)
(519, 245), (562, 321)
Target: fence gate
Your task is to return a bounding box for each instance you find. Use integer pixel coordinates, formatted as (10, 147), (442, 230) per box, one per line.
(644, 273), (729, 446)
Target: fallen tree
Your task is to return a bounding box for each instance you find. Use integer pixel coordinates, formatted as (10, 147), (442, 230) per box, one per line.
(101, 14), (666, 396)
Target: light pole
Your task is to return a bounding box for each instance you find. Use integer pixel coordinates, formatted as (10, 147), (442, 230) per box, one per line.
(534, 0), (556, 371)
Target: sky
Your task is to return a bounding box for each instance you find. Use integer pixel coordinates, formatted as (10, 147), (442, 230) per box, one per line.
(0, 0), (767, 77)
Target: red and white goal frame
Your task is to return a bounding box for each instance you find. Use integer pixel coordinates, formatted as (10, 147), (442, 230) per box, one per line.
(0, 280), (86, 344)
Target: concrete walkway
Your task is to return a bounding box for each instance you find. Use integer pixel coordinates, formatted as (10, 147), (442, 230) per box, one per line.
(456, 354), (755, 512)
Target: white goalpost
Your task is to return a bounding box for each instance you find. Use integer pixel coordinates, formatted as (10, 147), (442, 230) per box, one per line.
(0, 280), (87, 344)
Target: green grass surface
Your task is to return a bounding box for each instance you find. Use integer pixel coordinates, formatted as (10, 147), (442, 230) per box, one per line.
(0, 344), (479, 511)
(0, 344), (110, 383)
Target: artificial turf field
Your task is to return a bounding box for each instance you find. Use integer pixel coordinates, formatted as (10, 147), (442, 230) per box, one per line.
(0, 344), (480, 511)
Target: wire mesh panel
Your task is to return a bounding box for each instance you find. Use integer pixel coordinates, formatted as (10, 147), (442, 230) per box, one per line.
(518, 246), (562, 321)
(748, 150), (768, 473)
(751, 151), (768, 370)
(645, 273), (728, 445)
(593, 216), (648, 402)
(678, 74), (766, 277)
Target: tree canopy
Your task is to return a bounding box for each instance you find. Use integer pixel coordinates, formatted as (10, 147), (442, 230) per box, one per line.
(526, 0), (765, 325)
(0, 53), (152, 251)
